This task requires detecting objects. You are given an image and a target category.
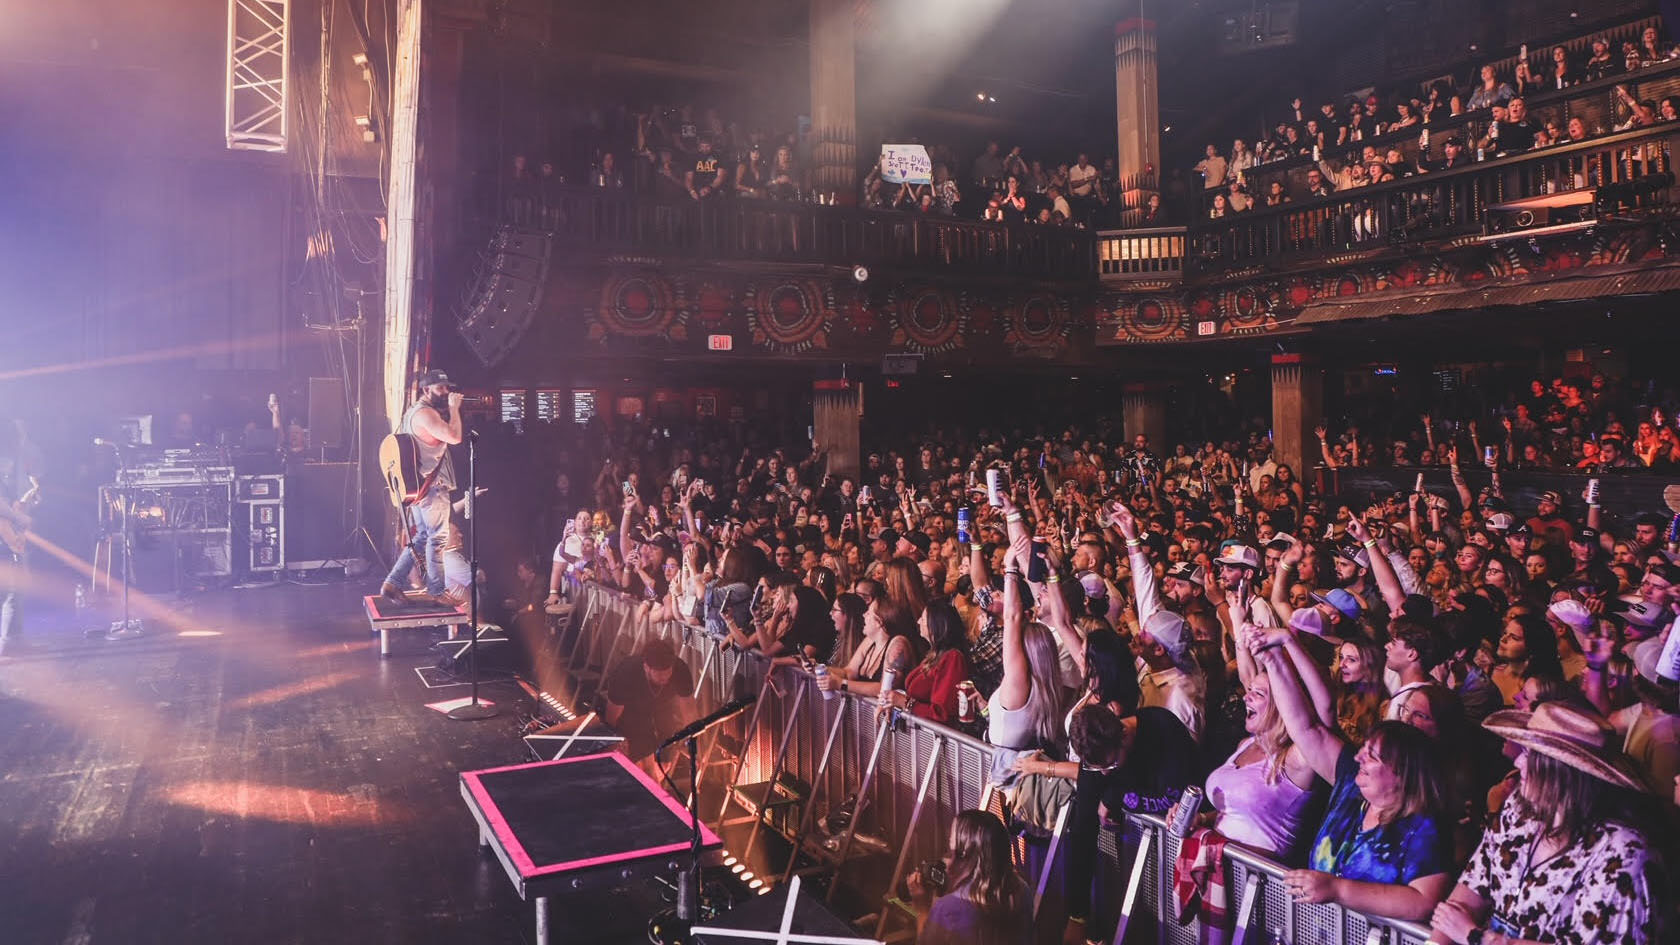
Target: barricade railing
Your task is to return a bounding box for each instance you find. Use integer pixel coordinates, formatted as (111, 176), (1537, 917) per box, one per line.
(561, 584), (1439, 944)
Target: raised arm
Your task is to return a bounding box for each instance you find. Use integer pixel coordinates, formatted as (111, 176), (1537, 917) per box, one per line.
(994, 494), (1033, 713)
(1447, 445), (1473, 511)
(1347, 518), (1407, 614)
(1111, 500), (1162, 628)
(1316, 425), (1341, 469)
(1252, 629), (1345, 784)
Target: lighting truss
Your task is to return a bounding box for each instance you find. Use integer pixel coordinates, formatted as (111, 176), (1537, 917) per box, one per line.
(225, 0), (291, 151)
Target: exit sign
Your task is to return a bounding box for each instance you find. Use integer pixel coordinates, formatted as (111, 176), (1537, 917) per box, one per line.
(707, 334), (733, 351)
(1197, 320), (1216, 336)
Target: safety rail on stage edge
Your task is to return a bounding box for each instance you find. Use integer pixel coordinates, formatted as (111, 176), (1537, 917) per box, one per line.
(558, 583), (1434, 945)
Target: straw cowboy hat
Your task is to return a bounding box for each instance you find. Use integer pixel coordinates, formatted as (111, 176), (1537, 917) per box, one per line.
(1482, 702), (1645, 791)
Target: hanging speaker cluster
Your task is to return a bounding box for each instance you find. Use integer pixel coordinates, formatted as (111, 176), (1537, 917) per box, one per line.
(458, 227), (552, 366)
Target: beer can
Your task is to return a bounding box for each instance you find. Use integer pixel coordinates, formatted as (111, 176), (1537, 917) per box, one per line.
(1169, 786), (1203, 837)
(985, 469), (1002, 508)
(814, 663), (835, 701)
(879, 668), (898, 705)
(1586, 477), (1601, 504)
(957, 507), (972, 545)
(956, 681), (978, 723)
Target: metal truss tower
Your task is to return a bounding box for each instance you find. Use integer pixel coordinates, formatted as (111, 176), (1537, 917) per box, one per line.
(226, 0), (291, 151)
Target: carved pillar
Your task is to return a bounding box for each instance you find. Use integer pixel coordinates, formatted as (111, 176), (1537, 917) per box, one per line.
(1122, 384), (1167, 457)
(813, 379), (860, 481)
(1271, 354), (1324, 478)
(1114, 11), (1161, 213)
(809, 0), (857, 201)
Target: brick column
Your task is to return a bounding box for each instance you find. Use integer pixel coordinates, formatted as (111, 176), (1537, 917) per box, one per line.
(1271, 354), (1324, 477)
(1114, 11), (1162, 213)
(809, 0), (858, 200)
(813, 379), (860, 481)
(1122, 384), (1167, 457)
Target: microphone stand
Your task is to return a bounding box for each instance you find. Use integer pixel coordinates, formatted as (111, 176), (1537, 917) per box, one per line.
(102, 442), (142, 640)
(448, 430), (497, 721)
(648, 732), (703, 945)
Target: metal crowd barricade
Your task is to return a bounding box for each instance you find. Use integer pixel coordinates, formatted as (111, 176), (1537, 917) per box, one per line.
(562, 585), (1439, 945)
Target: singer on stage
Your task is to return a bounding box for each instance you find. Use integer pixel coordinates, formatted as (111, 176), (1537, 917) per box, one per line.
(381, 369), (463, 604)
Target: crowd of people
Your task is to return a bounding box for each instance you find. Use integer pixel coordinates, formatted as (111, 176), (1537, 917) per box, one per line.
(497, 97), (1128, 230)
(1189, 25), (1680, 217)
(514, 363), (1678, 944)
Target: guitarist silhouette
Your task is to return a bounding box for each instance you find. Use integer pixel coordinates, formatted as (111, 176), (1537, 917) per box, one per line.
(380, 370), (463, 604)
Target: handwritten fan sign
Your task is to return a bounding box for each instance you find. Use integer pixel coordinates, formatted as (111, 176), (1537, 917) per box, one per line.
(880, 144), (932, 185)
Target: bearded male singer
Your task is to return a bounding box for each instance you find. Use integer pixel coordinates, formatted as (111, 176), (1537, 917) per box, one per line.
(381, 369), (462, 603)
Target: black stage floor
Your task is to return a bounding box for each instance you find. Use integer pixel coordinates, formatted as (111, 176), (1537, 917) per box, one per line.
(0, 581), (690, 944)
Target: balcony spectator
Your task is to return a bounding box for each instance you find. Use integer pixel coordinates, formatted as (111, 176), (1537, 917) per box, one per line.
(1304, 167), (1335, 198)
(1195, 144), (1229, 190)
(654, 150), (687, 201)
(674, 104), (699, 157)
(933, 165), (960, 216)
(1427, 702), (1663, 945)
(1138, 192), (1167, 225)
(1585, 37), (1619, 82)
(1639, 24), (1673, 65)
(685, 139), (726, 200)
(734, 145), (766, 198)
(1048, 185), (1073, 221)
(971, 141), (1005, 190)
(1000, 176), (1028, 222)
(1226, 180), (1252, 213)
(1622, 40), (1642, 73)
(591, 152), (624, 189)
(1003, 146), (1029, 184)
(1512, 57), (1539, 98)
(1025, 159), (1050, 195)
(1264, 180), (1289, 207)
(1662, 96), (1680, 122)
(1228, 139), (1256, 179)
(1546, 45), (1580, 90)
(1209, 192), (1232, 220)
(1390, 101), (1421, 131)
(1466, 64), (1515, 111)
(1341, 101), (1372, 144)
(1559, 116), (1591, 145)
(1493, 98), (1538, 153)
(1068, 153), (1099, 210)
(537, 159), (565, 228)
(767, 145), (799, 200)
(893, 181), (931, 211)
(1317, 153), (1364, 191)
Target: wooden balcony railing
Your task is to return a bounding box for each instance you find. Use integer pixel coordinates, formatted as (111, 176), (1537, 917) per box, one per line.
(1096, 227), (1188, 282)
(503, 189), (1099, 281)
(1187, 122), (1678, 275)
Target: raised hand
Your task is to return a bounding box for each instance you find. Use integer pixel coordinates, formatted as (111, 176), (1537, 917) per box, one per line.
(1108, 500), (1137, 539)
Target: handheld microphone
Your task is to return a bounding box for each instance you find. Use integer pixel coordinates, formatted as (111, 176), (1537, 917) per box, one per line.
(658, 694), (756, 750)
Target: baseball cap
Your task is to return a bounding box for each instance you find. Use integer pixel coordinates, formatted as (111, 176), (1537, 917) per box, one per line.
(418, 368), (454, 388)
(1539, 490), (1562, 507)
(1485, 512), (1515, 533)
(1334, 544), (1371, 570)
(644, 534), (679, 557)
(1621, 596), (1666, 630)
(1214, 544), (1261, 571)
(1141, 610), (1194, 670)
(905, 532), (933, 554)
(1572, 527), (1600, 544)
(1289, 607), (1329, 637)
(1164, 561), (1206, 586)
(1546, 599), (1594, 631)
(1079, 572), (1108, 600)
(1312, 588), (1363, 621)
(1265, 533), (1299, 552)
(877, 528), (901, 548)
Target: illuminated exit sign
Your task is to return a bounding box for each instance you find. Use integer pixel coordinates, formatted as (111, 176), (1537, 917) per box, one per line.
(707, 334), (733, 351)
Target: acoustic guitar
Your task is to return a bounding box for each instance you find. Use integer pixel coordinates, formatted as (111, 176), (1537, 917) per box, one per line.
(379, 433), (432, 508)
(0, 476), (41, 556)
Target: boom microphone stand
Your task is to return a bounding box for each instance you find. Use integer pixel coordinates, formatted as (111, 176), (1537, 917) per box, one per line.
(448, 429), (497, 720)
